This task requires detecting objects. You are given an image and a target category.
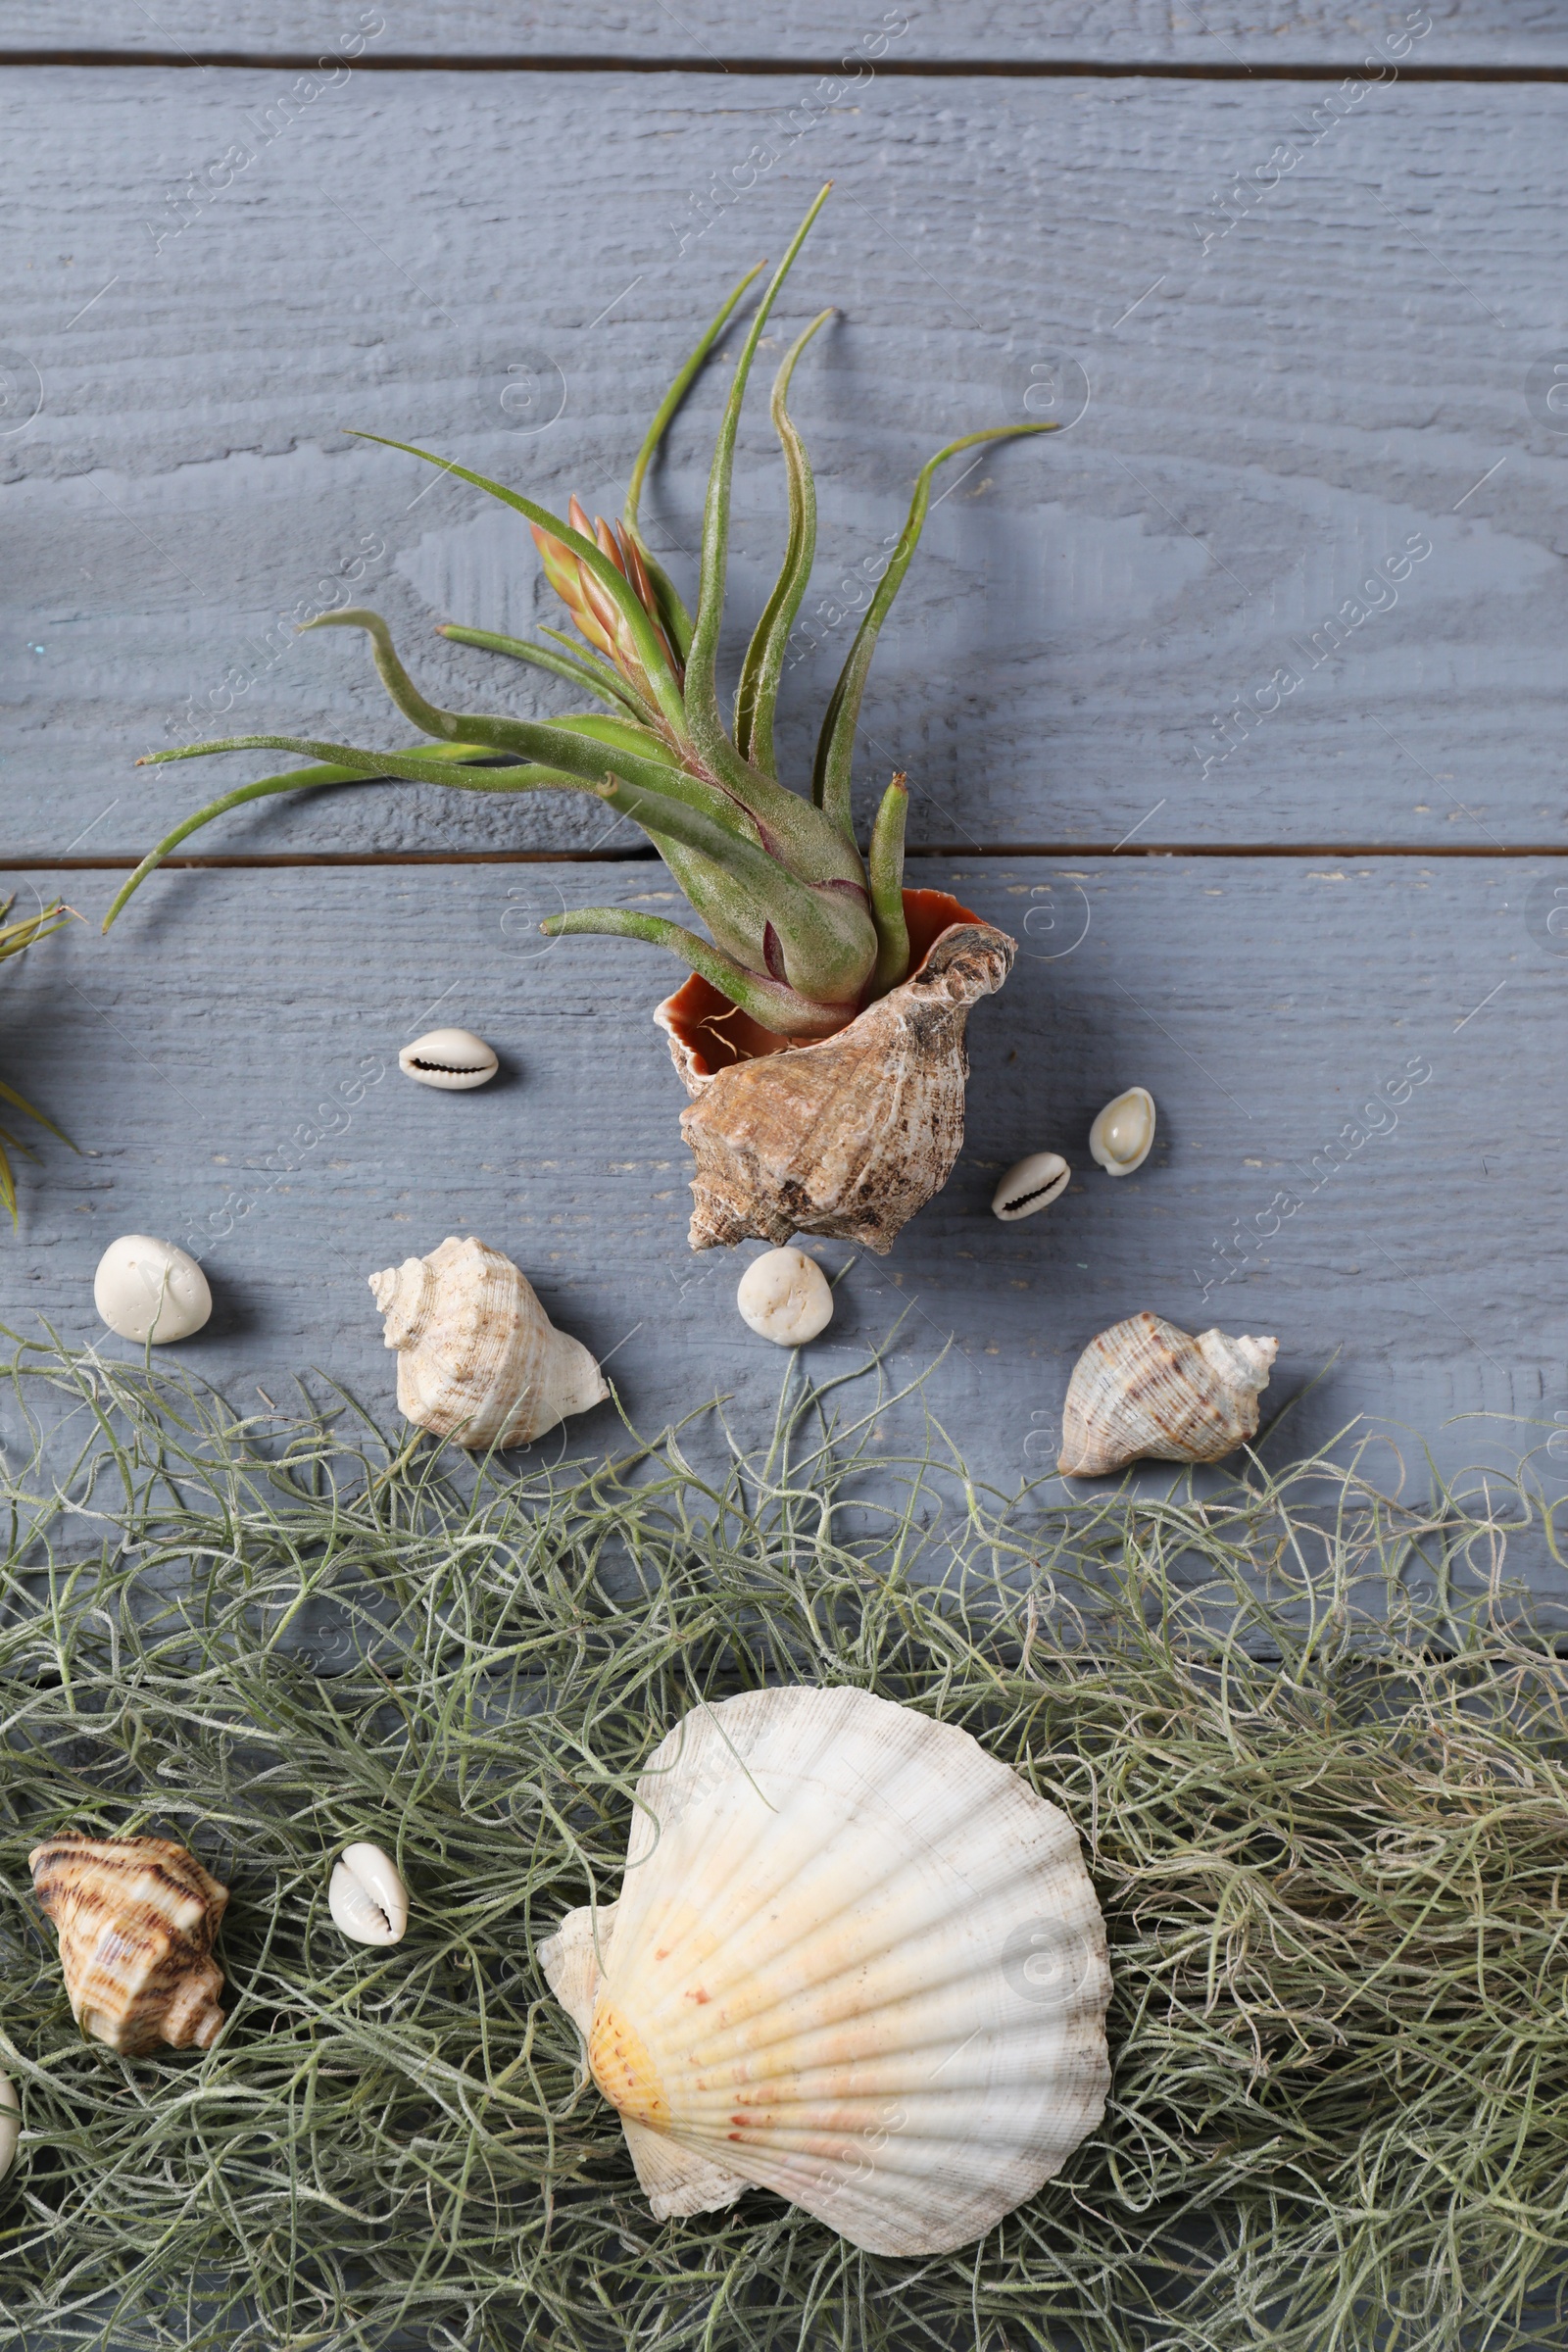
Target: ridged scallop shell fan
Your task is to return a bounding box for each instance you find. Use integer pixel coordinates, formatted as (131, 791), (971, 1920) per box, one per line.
(540, 1686), (1111, 2255)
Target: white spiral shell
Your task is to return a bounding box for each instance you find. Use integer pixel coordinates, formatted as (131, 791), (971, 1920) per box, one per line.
(1058, 1311), (1278, 1475)
(368, 1236), (607, 1448)
(540, 1685), (1110, 2256)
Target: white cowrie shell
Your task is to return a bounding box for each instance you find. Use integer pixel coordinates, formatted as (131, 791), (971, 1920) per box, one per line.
(736, 1247), (834, 1347)
(94, 1236), (213, 1344)
(1088, 1087), (1156, 1177)
(0, 2073), (18, 2183)
(329, 1842), (409, 1946)
(399, 1028), (499, 1091)
(992, 1152), (1070, 1222)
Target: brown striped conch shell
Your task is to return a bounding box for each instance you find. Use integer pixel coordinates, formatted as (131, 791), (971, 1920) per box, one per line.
(368, 1235), (607, 1448)
(656, 893), (1014, 1253)
(539, 1684), (1110, 2256)
(1058, 1311), (1278, 1477)
(28, 1833), (228, 2056)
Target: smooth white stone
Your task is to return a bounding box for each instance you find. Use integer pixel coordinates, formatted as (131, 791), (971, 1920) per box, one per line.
(736, 1247), (834, 1347)
(93, 1236), (213, 1344)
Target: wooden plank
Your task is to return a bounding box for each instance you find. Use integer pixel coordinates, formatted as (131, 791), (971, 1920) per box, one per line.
(0, 856), (1557, 1514)
(7, 3), (1563, 70)
(5, 70), (1564, 858)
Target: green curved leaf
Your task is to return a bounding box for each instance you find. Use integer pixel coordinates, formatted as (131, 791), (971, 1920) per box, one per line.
(682, 183), (833, 796)
(623, 259), (766, 532)
(104, 742), (545, 931)
(541, 907), (854, 1037)
(734, 306), (832, 777)
(435, 623), (652, 721)
(297, 612), (741, 829)
(810, 423), (1057, 844)
(865, 772), (910, 997)
(346, 433), (689, 739)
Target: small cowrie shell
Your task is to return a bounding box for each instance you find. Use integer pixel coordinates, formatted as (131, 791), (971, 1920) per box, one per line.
(94, 1236), (212, 1344)
(1089, 1087), (1156, 1177)
(992, 1152), (1070, 1222)
(736, 1247), (834, 1347)
(329, 1842), (409, 1946)
(0, 2073), (18, 2183)
(398, 1027), (499, 1091)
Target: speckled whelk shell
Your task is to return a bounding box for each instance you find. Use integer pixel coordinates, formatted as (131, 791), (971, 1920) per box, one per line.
(28, 1833), (228, 2056)
(368, 1235), (607, 1448)
(540, 1685), (1110, 2256)
(657, 909), (1015, 1253)
(1058, 1310), (1278, 1476)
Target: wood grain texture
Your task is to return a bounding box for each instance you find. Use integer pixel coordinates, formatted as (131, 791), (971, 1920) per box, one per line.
(8, 2), (1565, 69)
(0, 857), (1558, 1508)
(5, 70), (1568, 858)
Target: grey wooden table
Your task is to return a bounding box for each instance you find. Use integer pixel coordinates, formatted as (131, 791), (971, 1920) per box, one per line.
(3, 1), (1567, 1509)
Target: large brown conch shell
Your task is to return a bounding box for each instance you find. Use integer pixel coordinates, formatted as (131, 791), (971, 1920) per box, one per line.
(656, 892), (1015, 1253)
(369, 1234), (608, 1448)
(1058, 1311), (1278, 1477)
(28, 1833), (228, 2055)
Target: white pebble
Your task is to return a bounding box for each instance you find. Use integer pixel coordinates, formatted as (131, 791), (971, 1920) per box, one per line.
(93, 1235), (212, 1344)
(736, 1247), (834, 1347)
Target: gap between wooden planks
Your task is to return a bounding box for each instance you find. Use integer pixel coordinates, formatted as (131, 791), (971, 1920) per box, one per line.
(5, 53), (1568, 79)
(6, 847), (1568, 871)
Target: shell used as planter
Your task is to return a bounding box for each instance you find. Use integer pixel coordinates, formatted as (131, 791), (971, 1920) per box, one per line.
(1058, 1311), (1278, 1476)
(28, 1832), (228, 2055)
(540, 1684), (1110, 2257)
(656, 893), (1015, 1252)
(369, 1235), (607, 1449)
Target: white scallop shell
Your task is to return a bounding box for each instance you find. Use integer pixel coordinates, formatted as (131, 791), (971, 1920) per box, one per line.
(0, 2073), (18, 2183)
(329, 1842), (409, 1946)
(540, 1685), (1110, 2257)
(369, 1235), (607, 1448)
(1088, 1087), (1155, 1177)
(992, 1152), (1071, 1221)
(93, 1236), (212, 1345)
(1058, 1310), (1278, 1476)
(736, 1247), (834, 1346)
(398, 1027), (499, 1091)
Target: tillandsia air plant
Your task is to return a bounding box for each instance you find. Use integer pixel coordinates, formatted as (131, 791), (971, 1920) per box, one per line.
(0, 900), (74, 1224)
(107, 183), (1044, 1250)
